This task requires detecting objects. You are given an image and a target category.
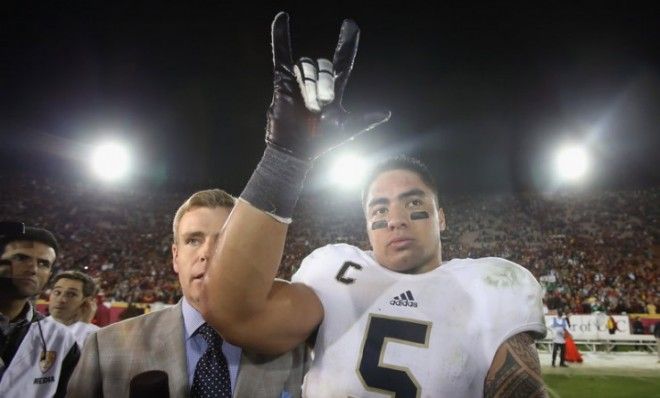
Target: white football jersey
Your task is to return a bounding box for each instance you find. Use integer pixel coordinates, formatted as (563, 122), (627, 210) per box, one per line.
(0, 316), (78, 397)
(67, 320), (100, 348)
(292, 244), (545, 398)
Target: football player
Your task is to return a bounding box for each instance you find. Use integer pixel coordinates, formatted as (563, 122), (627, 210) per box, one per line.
(200, 12), (547, 397)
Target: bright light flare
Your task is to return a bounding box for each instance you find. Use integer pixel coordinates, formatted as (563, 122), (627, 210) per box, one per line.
(554, 144), (590, 182)
(90, 142), (130, 181)
(330, 154), (368, 189)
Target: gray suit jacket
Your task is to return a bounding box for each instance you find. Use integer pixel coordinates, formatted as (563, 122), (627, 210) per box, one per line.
(66, 302), (306, 398)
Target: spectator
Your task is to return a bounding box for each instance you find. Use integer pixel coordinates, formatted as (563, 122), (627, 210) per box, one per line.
(0, 222), (79, 397)
(654, 322), (660, 363)
(631, 317), (645, 334)
(551, 311), (569, 367)
(91, 291), (111, 327)
(607, 315), (618, 335)
(47, 270), (100, 347)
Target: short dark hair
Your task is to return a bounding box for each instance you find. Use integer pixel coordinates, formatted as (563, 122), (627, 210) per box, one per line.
(361, 156), (439, 207)
(52, 271), (97, 298)
(0, 222), (59, 256)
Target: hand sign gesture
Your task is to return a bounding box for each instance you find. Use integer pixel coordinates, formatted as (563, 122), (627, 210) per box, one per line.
(266, 12), (390, 161)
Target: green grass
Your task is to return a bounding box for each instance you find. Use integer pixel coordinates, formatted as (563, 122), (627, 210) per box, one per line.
(544, 374), (660, 398)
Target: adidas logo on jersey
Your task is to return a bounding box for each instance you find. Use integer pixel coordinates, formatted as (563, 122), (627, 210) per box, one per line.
(390, 290), (418, 307)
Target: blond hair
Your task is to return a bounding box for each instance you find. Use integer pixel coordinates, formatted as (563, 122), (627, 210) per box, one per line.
(172, 189), (235, 243)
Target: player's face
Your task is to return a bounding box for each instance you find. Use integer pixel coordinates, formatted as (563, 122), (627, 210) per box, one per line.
(0, 241), (55, 298)
(365, 170), (445, 274)
(173, 206), (231, 307)
(49, 278), (86, 325)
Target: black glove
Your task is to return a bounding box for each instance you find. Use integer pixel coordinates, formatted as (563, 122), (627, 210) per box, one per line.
(265, 12), (390, 161)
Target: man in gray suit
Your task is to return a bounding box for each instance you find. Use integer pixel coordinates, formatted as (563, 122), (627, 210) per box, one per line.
(67, 189), (306, 397)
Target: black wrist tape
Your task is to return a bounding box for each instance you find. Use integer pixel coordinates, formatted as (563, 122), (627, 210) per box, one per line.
(240, 145), (312, 222)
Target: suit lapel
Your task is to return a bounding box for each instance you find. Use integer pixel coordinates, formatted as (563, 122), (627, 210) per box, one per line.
(234, 350), (291, 398)
(234, 352), (260, 396)
(148, 302), (190, 396)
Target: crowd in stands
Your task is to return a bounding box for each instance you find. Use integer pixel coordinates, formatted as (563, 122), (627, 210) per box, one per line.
(2, 173), (657, 317)
(2, 174), (185, 305)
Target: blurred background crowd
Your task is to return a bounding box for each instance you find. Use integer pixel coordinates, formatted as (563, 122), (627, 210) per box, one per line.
(2, 172), (656, 318)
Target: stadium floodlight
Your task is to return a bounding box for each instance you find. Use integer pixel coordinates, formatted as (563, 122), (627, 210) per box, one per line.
(90, 142), (130, 181)
(554, 143), (590, 183)
(329, 153), (368, 189)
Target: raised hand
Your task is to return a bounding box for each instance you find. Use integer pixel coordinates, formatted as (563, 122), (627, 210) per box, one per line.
(265, 12), (390, 161)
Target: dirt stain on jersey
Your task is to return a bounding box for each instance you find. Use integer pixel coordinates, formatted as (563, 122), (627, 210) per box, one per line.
(483, 265), (523, 288)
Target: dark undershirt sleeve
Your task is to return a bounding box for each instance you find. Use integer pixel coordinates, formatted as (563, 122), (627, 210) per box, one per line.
(54, 342), (81, 398)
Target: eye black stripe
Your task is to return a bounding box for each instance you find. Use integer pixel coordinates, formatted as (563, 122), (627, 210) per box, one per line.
(410, 211), (429, 220)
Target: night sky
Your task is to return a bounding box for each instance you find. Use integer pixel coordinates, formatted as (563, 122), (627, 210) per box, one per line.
(2, 2), (659, 195)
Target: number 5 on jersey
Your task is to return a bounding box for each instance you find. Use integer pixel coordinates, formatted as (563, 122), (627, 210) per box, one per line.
(357, 314), (432, 398)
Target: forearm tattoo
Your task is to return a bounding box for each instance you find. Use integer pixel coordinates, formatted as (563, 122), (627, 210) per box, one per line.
(484, 333), (547, 398)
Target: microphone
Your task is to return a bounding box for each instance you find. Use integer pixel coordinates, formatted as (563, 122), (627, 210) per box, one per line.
(129, 370), (169, 398)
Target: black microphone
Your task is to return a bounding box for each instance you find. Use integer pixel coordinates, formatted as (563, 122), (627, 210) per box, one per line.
(129, 370), (169, 398)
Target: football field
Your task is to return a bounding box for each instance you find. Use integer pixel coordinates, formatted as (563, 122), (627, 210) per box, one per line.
(539, 351), (659, 398)
(544, 373), (659, 397)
